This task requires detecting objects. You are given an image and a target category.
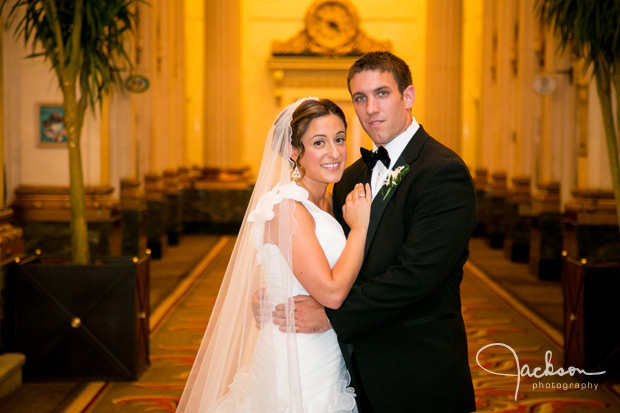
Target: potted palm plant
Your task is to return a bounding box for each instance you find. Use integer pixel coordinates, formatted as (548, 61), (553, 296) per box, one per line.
(539, 0), (619, 234)
(538, 0), (620, 379)
(1, 0), (150, 381)
(2, 0), (139, 264)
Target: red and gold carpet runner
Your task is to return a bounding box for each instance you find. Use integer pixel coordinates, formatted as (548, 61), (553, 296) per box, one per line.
(71, 236), (620, 412)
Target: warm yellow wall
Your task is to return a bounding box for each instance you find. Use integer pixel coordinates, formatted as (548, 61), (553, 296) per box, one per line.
(2, 36), (102, 194)
(240, 0), (427, 178)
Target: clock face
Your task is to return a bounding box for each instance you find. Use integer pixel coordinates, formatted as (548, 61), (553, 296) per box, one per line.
(306, 0), (358, 51)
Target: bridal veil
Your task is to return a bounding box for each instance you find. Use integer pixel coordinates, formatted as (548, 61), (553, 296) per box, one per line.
(177, 97), (318, 412)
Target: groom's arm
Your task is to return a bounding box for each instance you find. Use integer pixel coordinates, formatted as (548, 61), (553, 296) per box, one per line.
(326, 158), (476, 342)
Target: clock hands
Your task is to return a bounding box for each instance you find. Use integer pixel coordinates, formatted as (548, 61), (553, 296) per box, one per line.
(314, 14), (341, 33)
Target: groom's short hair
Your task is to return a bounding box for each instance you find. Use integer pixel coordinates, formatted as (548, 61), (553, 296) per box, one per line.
(347, 51), (413, 95)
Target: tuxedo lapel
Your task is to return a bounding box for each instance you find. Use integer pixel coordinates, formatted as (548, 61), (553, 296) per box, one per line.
(364, 156), (410, 255)
(363, 126), (429, 256)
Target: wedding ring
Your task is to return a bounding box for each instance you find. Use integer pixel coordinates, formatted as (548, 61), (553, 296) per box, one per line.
(359, 194), (365, 198)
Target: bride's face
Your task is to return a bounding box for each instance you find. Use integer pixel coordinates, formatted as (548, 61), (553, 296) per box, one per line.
(294, 114), (347, 186)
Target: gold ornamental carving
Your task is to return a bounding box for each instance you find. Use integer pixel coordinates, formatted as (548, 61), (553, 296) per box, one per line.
(271, 0), (392, 57)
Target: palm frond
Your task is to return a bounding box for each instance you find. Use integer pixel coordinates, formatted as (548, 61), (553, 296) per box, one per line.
(537, 0), (620, 73)
(2, 0), (139, 113)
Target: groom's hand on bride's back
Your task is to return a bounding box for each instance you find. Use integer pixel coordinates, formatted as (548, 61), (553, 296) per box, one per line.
(273, 295), (332, 333)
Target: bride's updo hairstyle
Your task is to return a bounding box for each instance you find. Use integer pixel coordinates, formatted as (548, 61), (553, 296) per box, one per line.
(289, 99), (347, 180)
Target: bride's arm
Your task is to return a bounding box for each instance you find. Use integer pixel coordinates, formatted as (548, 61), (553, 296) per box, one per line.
(290, 183), (371, 309)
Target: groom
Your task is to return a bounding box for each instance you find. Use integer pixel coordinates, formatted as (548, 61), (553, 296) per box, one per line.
(275, 51), (477, 412)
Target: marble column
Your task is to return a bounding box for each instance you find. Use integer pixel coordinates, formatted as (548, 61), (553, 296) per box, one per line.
(480, 0), (498, 172)
(514, 0), (538, 180)
(539, 26), (575, 207)
(424, 0), (463, 153)
(203, 0), (242, 167)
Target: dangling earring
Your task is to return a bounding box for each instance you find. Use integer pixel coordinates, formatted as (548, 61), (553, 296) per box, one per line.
(291, 164), (301, 180)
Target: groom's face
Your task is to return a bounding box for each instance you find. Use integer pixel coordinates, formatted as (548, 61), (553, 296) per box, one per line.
(349, 70), (415, 146)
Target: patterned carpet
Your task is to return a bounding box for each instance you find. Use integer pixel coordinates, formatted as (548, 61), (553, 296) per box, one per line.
(71, 236), (620, 413)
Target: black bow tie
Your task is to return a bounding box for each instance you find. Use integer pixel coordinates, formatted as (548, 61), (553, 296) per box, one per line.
(361, 146), (391, 170)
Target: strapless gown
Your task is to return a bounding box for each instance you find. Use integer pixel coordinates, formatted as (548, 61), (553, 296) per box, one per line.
(215, 182), (357, 412)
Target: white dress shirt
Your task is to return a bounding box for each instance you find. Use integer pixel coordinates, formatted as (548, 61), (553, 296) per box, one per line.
(370, 117), (420, 199)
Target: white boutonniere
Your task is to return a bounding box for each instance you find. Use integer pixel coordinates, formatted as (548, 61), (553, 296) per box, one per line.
(381, 164), (410, 200)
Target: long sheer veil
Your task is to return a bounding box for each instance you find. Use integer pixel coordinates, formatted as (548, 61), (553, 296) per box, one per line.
(177, 97), (318, 412)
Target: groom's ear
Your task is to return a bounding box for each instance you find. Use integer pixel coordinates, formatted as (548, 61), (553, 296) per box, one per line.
(403, 85), (416, 110)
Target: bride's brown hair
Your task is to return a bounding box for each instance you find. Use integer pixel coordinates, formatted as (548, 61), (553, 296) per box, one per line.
(290, 99), (347, 179)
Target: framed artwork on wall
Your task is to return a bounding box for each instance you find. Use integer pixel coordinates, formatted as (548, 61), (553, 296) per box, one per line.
(38, 104), (68, 147)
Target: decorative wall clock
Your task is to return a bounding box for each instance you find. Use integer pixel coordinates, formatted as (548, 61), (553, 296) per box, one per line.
(272, 0), (391, 56)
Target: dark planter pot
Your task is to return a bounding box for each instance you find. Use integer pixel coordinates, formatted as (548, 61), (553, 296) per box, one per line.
(562, 257), (620, 380)
(6, 255), (150, 381)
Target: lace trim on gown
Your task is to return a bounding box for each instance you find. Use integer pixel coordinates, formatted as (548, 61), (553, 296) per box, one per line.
(216, 367), (357, 412)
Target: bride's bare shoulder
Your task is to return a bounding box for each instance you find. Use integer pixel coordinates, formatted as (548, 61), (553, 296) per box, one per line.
(269, 199), (315, 230)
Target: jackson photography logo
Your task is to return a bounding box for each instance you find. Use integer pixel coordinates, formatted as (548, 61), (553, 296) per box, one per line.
(476, 342), (605, 401)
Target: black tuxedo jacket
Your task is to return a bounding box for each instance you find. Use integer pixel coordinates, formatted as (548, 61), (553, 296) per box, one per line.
(326, 126), (477, 412)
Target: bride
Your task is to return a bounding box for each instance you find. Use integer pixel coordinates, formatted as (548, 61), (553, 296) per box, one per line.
(177, 97), (371, 412)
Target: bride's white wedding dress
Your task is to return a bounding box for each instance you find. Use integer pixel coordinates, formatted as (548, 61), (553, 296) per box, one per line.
(215, 182), (357, 412)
